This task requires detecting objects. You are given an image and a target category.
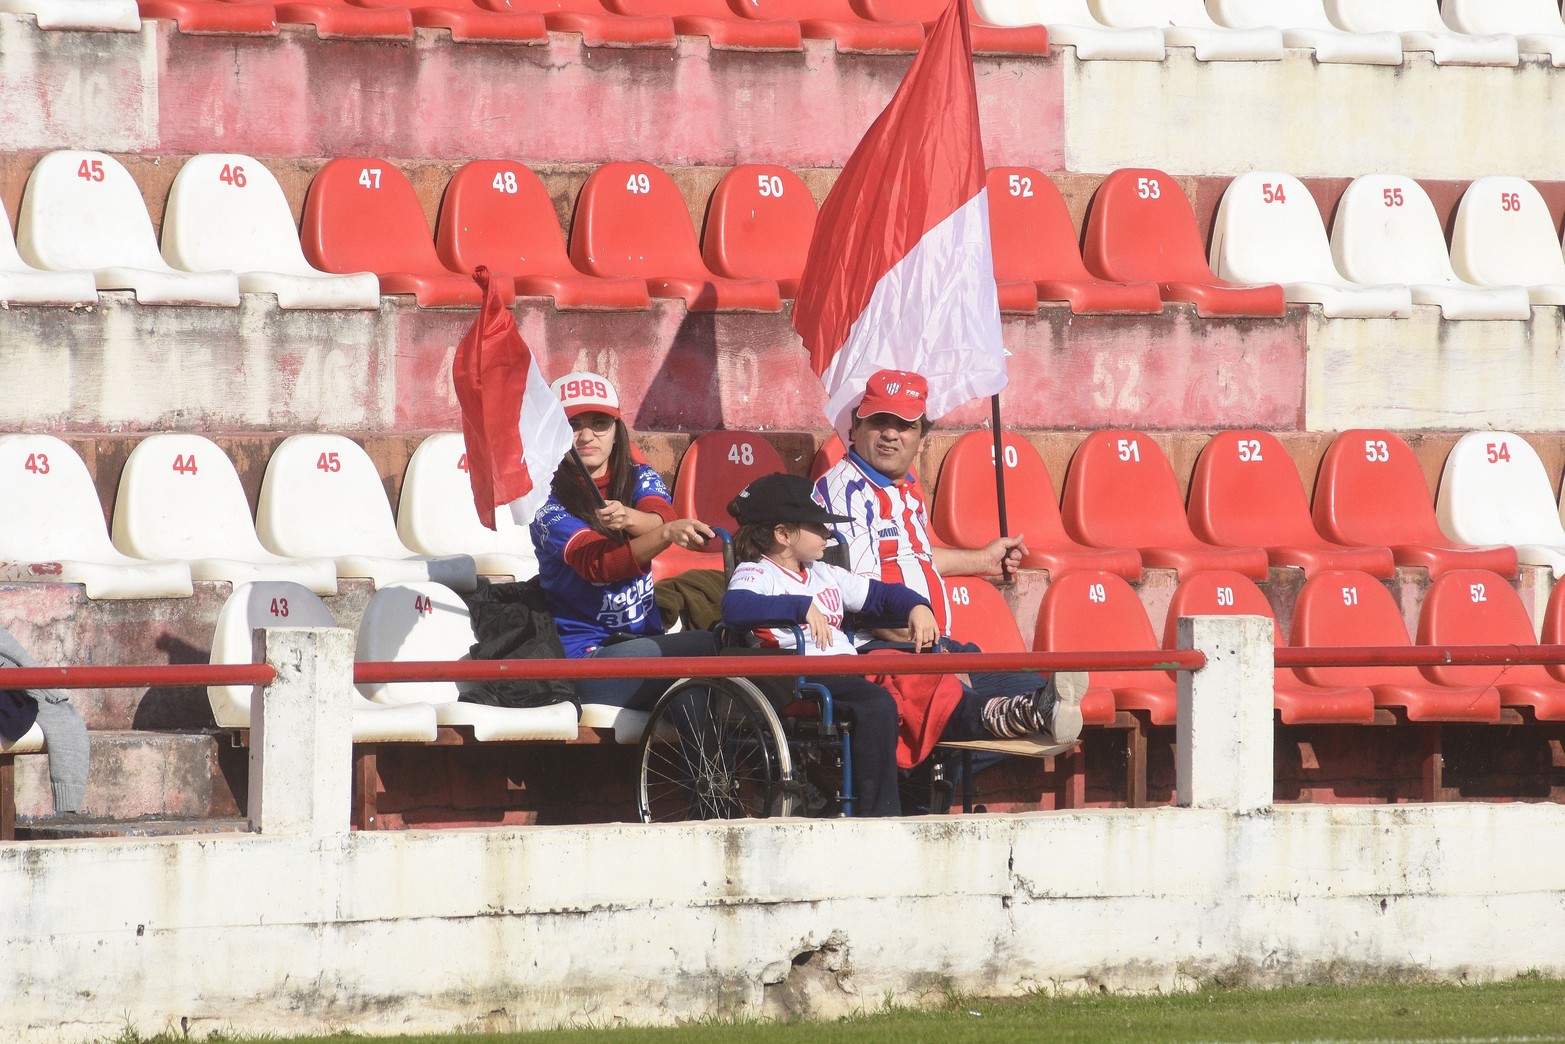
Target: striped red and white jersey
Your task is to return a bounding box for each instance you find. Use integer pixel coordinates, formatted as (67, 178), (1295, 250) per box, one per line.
(813, 450), (950, 637)
(726, 557), (873, 656)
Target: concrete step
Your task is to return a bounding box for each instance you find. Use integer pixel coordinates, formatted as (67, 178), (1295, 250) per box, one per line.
(15, 815), (251, 840)
(13, 730), (244, 823)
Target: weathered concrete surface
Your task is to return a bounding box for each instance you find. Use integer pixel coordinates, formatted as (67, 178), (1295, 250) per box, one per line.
(1306, 308), (1565, 432)
(1064, 49), (1565, 179)
(3, 801), (1565, 1041)
(0, 296), (1310, 434)
(0, 17), (1062, 168)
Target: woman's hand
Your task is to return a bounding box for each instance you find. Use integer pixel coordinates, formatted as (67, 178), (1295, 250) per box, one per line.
(907, 604), (939, 652)
(660, 518), (715, 551)
(805, 605), (834, 652)
(595, 499), (632, 532)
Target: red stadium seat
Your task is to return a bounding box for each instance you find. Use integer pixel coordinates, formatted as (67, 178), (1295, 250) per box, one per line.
(1081, 167), (1287, 317)
(741, 0), (921, 51)
(602, 0), (802, 48)
(808, 434), (846, 483)
(1162, 570), (1376, 724)
(1061, 430), (1269, 580)
(932, 430), (1141, 580)
(349, 0), (548, 41)
(655, 431), (786, 580)
(701, 165), (817, 299)
(435, 160), (651, 310)
(302, 159), (504, 308)
(1034, 571), (1174, 725)
(1188, 430), (1395, 579)
(1541, 581), (1565, 684)
(855, 0), (1049, 55)
(274, 0), (413, 37)
(673, 431), (786, 530)
(1291, 570), (1500, 722)
(569, 162), (782, 312)
(138, 0), (279, 34)
(1416, 569), (1565, 720)
(474, 0), (675, 43)
(1311, 430), (1519, 579)
(943, 577), (1025, 653)
(986, 167), (1162, 315)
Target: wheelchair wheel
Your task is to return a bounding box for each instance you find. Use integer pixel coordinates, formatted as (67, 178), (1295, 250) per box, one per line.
(637, 676), (797, 823)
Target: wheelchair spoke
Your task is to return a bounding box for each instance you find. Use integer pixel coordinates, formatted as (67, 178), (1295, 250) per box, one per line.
(637, 678), (793, 823)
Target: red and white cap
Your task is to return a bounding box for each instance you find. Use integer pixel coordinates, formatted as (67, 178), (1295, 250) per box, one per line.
(551, 371), (621, 420)
(854, 369), (929, 423)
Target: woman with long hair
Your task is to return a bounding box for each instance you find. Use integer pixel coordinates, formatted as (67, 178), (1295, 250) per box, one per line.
(531, 371), (718, 709)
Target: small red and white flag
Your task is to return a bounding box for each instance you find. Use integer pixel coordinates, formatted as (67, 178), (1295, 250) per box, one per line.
(792, 0), (1006, 439)
(451, 267), (574, 529)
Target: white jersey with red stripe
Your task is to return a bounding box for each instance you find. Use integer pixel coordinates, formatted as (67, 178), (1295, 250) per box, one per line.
(727, 557), (873, 655)
(812, 450), (950, 637)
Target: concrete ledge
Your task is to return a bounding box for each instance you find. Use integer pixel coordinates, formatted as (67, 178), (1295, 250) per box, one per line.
(3, 801), (1564, 1041)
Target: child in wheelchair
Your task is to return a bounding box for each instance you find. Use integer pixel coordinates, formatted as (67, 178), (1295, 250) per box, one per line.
(721, 473), (1085, 818)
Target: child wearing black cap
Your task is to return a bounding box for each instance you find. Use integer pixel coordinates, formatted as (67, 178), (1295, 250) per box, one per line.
(722, 473), (1084, 818)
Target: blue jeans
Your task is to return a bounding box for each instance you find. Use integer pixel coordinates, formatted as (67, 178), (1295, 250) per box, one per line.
(575, 631), (720, 710)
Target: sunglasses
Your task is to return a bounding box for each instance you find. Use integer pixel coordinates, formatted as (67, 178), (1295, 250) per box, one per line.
(570, 414), (616, 434)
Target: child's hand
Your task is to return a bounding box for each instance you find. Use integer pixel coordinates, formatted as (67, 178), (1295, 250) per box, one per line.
(908, 605), (939, 652)
(805, 605), (834, 652)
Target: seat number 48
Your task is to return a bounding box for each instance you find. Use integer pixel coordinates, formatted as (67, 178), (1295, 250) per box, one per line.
(727, 443), (755, 466)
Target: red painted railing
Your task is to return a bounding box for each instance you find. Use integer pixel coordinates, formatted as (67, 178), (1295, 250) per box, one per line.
(10, 643), (1565, 691)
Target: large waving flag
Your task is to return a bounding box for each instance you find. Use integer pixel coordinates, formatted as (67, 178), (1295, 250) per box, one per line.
(792, 0), (1007, 439)
(451, 266), (574, 529)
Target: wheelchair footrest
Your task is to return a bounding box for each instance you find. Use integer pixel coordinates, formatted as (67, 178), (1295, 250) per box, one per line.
(935, 737), (1078, 760)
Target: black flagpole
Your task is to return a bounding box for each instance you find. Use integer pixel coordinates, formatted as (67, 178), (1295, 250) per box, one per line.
(990, 392), (1011, 581)
(570, 446), (626, 544)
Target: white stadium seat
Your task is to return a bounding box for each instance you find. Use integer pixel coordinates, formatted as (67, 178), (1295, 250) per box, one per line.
(207, 581), (439, 741)
(1323, 0), (1519, 65)
(0, 720), (44, 755)
(17, 150), (241, 306)
(0, 0), (140, 30)
(0, 434), (192, 599)
(0, 200), (96, 306)
(396, 433), (539, 581)
(1449, 176), (1565, 307)
(1436, 432), (1565, 577)
(1210, 172), (1412, 318)
(256, 434), (478, 591)
(355, 581), (578, 741)
(111, 433), (338, 595)
(1330, 175), (1534, 321)
(162, 154), (380, 310)
(973, 0), (1165, 59)
(1442, 0), (1565, 66)
(1209, 0), (1403, 64)
(1089, 0), (1284, 59)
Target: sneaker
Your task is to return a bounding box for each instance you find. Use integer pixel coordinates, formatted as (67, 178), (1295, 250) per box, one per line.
(1047, 671), (1088, 745)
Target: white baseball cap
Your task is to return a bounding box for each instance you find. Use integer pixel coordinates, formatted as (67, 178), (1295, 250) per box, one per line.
(551, 371), (621, 420)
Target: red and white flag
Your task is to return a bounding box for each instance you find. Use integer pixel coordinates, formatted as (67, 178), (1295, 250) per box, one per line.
(792, 0), (1006, 439)
(451, 266), (574, 529)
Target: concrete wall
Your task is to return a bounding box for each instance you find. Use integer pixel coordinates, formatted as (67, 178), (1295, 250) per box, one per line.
(5, 618), (1565, 1042)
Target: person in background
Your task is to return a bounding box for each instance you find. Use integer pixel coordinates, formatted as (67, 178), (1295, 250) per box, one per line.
(812, 368), (1085, 745)
(531, 371), (718, 711)
(722, 473), (1085, 818)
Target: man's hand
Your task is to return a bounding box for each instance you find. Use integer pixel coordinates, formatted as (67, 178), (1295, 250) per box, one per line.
(982, 534), (1028, 578)
(805, 605), (834, 652)
(932, 533), (1029, 579)
(907, 605), (939, 652)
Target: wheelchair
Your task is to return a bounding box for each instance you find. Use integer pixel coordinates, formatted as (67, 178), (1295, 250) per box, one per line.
(634, 621), (860, 823)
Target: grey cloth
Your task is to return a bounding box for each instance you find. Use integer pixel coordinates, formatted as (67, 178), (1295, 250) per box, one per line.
(0, 625), (89, 813)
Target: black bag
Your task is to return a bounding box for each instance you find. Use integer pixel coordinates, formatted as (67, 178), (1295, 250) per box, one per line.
(458, 577), (578, 711)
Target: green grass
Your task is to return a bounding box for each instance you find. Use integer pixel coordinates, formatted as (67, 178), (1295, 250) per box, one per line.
(105, 976), (1565, 1044)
